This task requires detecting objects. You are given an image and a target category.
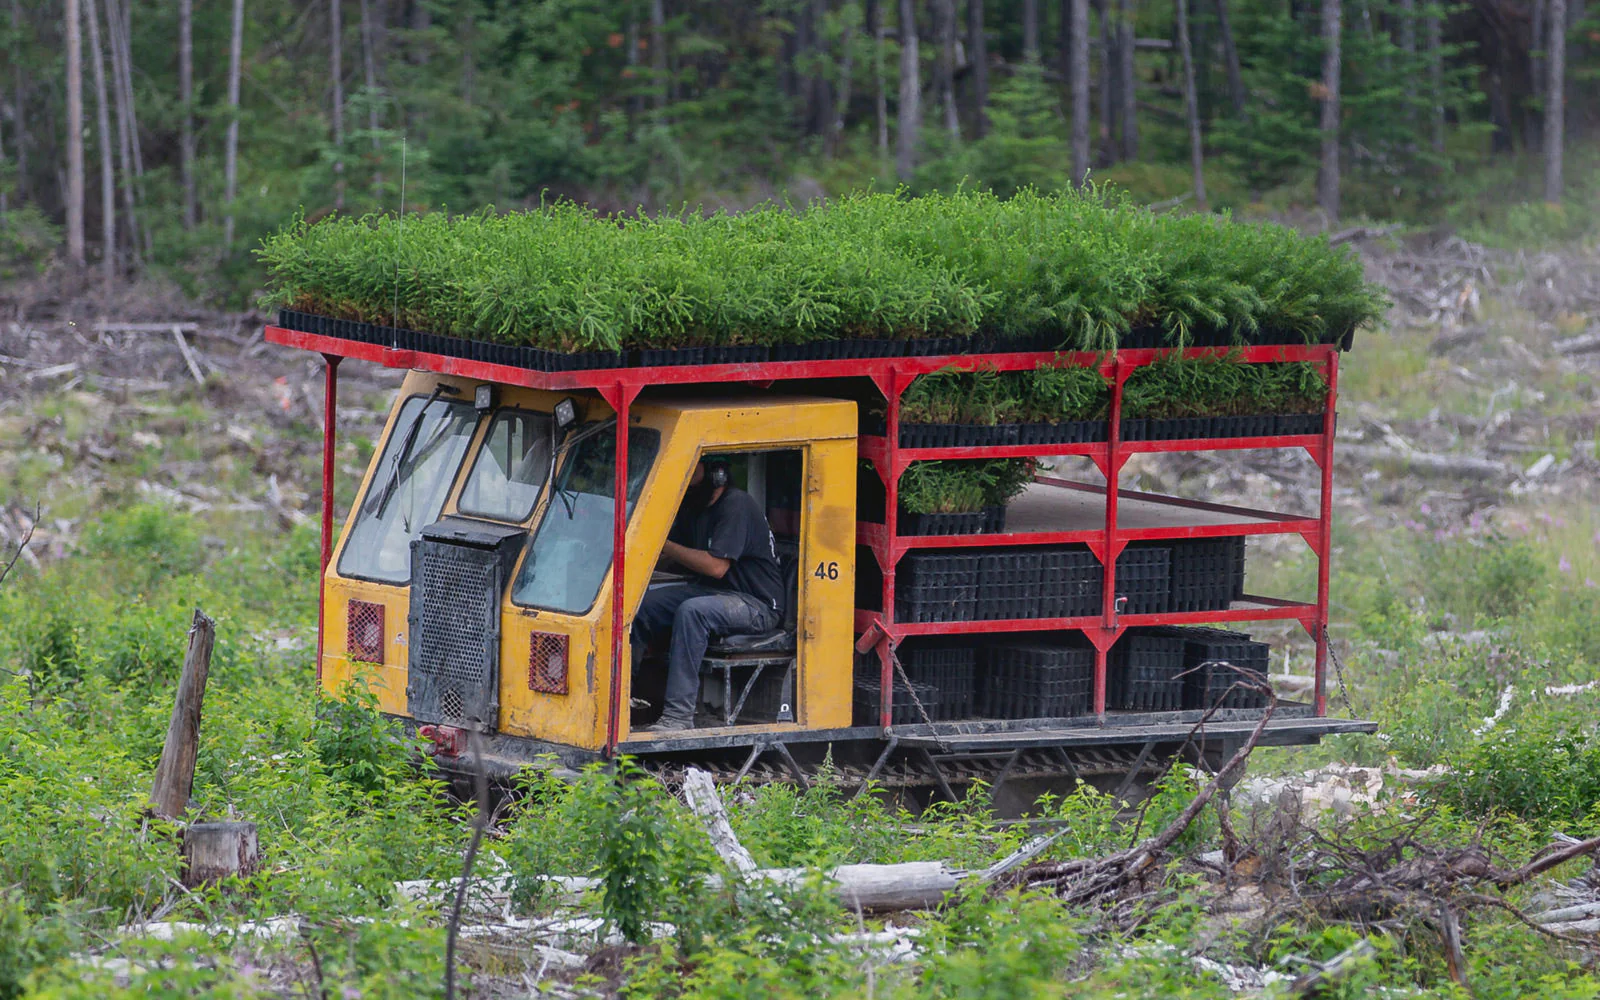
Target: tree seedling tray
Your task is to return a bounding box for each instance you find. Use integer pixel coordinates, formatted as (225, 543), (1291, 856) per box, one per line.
(1108, 632), (1187, 712)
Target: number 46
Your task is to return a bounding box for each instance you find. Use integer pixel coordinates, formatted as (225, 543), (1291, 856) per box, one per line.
(813, 561), (840, 580)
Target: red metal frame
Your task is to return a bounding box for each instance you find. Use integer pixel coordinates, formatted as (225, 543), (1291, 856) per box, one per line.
(268, 325), (1340, 739)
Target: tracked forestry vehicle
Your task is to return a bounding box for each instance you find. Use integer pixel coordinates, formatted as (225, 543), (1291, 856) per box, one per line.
(267, 322), (1372, 798)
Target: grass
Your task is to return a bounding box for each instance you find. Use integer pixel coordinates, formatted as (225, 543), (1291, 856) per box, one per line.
(257, 189), (1387, 353)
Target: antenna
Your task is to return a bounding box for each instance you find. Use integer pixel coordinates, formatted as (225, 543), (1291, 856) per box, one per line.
(392, 135), (407, 340)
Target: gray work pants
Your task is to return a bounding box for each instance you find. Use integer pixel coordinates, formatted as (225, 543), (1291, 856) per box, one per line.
(634, 583), (780, 721)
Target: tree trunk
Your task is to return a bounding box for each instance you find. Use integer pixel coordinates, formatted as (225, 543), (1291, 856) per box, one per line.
(872, 0), (888, 156)
(1317, 0), (1341, 221)
(331, 0), (345, 209)
(1070, 0), (1090, 183)
(66, 0), (86, 267)
(970, 0), (989, 136)
(808, 0), (832, 136)
(1530, 0), (1545, 149)
(1214, 0), (1244, 116)
(1544, 0), (1565, 201)
(8, 0), (23, 203)
(1174, 0), (1205, 209)
(84, 0), (114, 286)
(104, 0), (139, 266)
(1426, 9), (1444, 153)
(896, 0), (920, 180)
(831, 5), (856, 155)
(1097, 0), (1117, 165)
(180, 0), (195, 227)
(650, 0), (667, 110)
(1023, 0), (1040, 59)
(937, 0), (959, 135)
(223, 0), (243, 248)
(150, 610), (216, 821)
(1116, 0), (1136, 160)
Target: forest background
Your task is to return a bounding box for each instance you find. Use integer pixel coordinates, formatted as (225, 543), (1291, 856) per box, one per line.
(0, 0), (1596, 301)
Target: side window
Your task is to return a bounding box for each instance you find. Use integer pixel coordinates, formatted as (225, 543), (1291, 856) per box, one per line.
(511, 425), (661, 614)
(336, 395), (478, 584)
(457, 408), (554, 522)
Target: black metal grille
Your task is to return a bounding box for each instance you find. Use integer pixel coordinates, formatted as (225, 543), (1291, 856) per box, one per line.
(407, 539), (501, 730)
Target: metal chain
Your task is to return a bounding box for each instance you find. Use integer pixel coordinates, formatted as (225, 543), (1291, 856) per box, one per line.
(1324, 626), (1354, 715)
(890, 647), (938, 728)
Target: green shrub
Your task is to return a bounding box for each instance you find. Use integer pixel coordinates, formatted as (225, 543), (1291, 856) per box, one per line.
(900, 360), (1110, 425)
(1437, 704), (1600, 827)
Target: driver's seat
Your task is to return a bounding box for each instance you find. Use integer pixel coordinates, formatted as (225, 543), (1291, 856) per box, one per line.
(698, 546), (799, 725)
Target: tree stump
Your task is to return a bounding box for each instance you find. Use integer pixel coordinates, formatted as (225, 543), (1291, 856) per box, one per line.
(182, 821), (260, 887)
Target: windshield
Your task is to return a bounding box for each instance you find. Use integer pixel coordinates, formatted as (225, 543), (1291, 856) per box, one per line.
(457, 408), (555, 522)
(337, 394), (478, 584)
(511, 424), (661, 614)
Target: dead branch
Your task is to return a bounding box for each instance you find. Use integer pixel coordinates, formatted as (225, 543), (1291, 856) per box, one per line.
(0, 505), (35, 588)
(1496, 834), (1600, 888)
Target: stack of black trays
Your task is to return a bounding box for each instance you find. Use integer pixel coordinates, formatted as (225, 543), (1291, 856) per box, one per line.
(854, 676), (939, 725)
(1168, 537), (1246, 612)
(1153, 626), (1272, 709)
(895, 552), (982, 623)
(899, 546), (1103, 623)
(1115, 546), (1172, 615)
(1107, 631), (1186, 711)
(897, 639), (977, 721)
(980, 637), (1095, 719)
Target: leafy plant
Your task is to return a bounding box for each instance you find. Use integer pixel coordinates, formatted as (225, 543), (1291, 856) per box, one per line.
(1122, 353), (1328, 419)
(901, 360), (1109, 425)
(898, 458), (1035, 514)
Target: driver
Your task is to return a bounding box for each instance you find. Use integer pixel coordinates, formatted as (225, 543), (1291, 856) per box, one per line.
(634, 459), (784, 731)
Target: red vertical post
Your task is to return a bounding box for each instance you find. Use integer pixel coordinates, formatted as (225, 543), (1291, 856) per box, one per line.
(1095, 357), (1127, 720)
(605, 383), (639, 756)
(316, 354), (341, 684)
(1312, 351), (1340, 716)
(880, 368), (903, 729)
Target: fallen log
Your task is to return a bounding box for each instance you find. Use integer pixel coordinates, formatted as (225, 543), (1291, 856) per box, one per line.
(1554, 330), (1600, 356)
(1337, 444), (1518, 482)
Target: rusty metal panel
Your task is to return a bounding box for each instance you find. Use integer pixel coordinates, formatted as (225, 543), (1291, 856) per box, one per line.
(346, 600), (385, 663)
(528, 632), (569, 695)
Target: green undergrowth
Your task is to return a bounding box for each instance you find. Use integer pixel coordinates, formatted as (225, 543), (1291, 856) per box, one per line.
(258, 188), (1386, 353)
(897, 459), (1036, 515)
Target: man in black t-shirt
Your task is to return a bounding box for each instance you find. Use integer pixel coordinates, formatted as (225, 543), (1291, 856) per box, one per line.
(634, 459), (784, 731)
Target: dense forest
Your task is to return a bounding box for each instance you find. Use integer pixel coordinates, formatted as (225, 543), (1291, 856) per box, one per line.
(0, 0), (1593, 298)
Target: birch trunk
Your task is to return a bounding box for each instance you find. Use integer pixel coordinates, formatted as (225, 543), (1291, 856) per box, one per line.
(180, 0), (195, 227)
(105, 0), (139, 265)
(1544, 0), (1565, 202)
(1174, 0), (1206, 209)
(223, 0), (243, 248)
(1096, 0), (1114, 164)
(1070, 0), (1090, 183)
(84, 0), (114, 285)
(895, 0), (920, 181)
(1317, 0), (1341, 221)
(66, 0), (86, 266)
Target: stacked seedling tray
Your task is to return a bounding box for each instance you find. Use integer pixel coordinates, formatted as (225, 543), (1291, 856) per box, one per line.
(895, 552), (982, 623)
(1154, 626), (1273, 710)
(980, 639), (1095, 719)
(898, 546), (1105, 623)
(1115, 546), (1172, 615)
(1168, 538), (1247, 613)
(1107, 632), (1187, 712)
(854, 676), (939, 725)
(898, 640), (977, 721)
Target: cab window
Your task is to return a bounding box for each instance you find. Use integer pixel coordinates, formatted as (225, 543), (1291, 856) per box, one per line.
(337, 394), (478, 584)
(457, 408), (554, 522)
(511, 423), (660, 614)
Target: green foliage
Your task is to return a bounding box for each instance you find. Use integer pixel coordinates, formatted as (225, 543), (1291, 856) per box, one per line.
(916, 61), (1069, 199)
(901, 361), (1110, 425)
(1437, 702), (1600, 827)
(1122, 354), (1327, 418)
(898, 458), (1035, 514)
(312, 680), (422, 793)
(1421, 532), (1550, 622)
(258, 190), (1384, 352)
(0, 205), (60, 280)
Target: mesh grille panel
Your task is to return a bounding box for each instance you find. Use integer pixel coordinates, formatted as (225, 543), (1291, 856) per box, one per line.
(414, 550), (496, 685)
(347, 600), (385, 663)
(528, 632), (569, 695)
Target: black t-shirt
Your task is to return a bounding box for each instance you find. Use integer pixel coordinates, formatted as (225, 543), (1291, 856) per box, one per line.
(671, 487), (786, 615)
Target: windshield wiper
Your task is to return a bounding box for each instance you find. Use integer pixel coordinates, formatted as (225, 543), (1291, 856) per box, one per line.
(368, 384), (458, 518)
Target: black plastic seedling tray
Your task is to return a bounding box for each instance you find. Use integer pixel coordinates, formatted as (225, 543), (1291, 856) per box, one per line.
(898, 639), (977, 720)
(1168, 537), (1246, 613)
(1108, 632), (1186, 712)
(1153, 626), (1273, 710)
(896, 551), (982, 622)
(897, 505), (1006, 537)
(854, 677), (940, 725)
(1115, 546), (1172, 615)
(980, 639), (1094, 719)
